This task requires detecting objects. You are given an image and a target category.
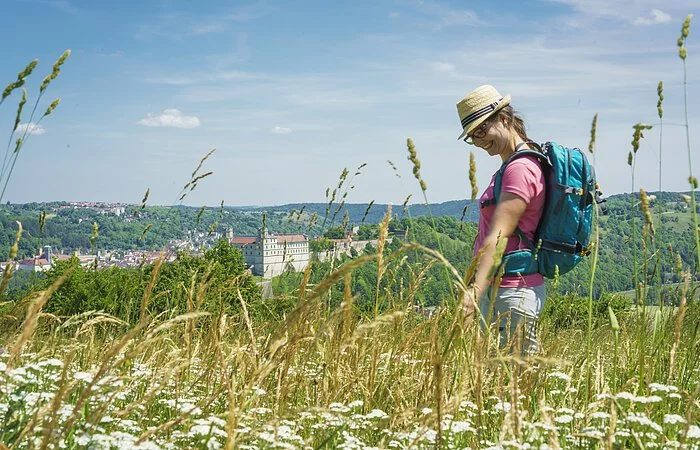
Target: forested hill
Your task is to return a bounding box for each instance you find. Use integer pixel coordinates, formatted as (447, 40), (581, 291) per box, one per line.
(1, 191), (697, 297)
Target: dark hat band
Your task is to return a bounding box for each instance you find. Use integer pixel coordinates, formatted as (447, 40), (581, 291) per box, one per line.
(460, 98), (502, 129)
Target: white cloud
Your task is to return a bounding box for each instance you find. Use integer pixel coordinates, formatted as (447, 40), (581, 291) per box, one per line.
(432, 62), (456, 73)
(138, 109), (201, 129)
(272, 126), (292, 134)
(16, 122), (46, 135)
(633, 9), (671, 25)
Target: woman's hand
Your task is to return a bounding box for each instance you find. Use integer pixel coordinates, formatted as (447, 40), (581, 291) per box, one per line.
(460, 285), (480, 322)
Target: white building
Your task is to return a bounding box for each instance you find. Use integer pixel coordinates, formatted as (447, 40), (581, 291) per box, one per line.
(230, 225), (309, 278)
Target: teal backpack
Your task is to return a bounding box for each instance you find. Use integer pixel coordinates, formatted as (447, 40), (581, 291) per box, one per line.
(481, 141), (605, 278)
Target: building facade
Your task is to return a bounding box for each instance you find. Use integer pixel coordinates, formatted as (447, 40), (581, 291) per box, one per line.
(230, 226), (309, 278)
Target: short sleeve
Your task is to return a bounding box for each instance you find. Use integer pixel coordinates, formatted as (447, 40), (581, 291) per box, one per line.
(500, 157), (544, 204)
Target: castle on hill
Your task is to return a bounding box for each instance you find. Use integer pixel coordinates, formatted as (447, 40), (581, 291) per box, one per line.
(228, 215), (309, 278)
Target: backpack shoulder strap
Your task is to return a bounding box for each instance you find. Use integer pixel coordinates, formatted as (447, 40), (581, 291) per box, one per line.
(483, 142), (547, 250)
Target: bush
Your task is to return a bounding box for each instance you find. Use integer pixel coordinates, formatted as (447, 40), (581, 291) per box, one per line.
(541, 292), (631, 330)
(35, 240), (260, 323)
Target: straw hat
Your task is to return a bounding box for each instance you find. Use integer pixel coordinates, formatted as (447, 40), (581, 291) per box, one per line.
(456, 85), (511, 140)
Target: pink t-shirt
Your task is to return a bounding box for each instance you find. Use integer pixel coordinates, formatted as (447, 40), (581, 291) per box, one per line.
(474, 155), (545, 288)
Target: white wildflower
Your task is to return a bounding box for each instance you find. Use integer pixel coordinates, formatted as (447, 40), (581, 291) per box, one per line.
(590, 411), (611, 420)
(580, 427), (605, 439)
(548, 371), (571, 382)
(615, 391), (635, 401)
(73, 371), (94, 383)
(37, 358), (64, 369)
(459, 400), (477, 411)
(663, 414), (686, 425)
(450, 420), (475, 434)
(649, 383), (678, 393)
(330, 402), (350, 413)
(421, 407), (433, 415)
(554, 415), (573, 424)
(634, 395), (662, 404)
(365, 409), (389, 420)
(494, 401), (511, 413)
(686, 425), (700, 439)
(625, 413), (663, 433)
(348, 400), (364, 409)
(252, 386), (266, 396)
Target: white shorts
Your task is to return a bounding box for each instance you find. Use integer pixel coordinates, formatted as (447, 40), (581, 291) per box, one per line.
(478, 284), (546, 354)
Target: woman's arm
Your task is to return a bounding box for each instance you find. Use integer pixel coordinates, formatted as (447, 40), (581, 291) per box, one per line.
(472, 191), (528, 295)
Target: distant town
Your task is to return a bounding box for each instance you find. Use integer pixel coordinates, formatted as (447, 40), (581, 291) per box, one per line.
(2, 202), (388, 279)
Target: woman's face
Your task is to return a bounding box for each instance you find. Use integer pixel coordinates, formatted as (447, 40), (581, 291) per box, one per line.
(469, 116), (510, 157)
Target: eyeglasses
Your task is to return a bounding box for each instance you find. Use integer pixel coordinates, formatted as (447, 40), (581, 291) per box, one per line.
(463, 119), (492, 145)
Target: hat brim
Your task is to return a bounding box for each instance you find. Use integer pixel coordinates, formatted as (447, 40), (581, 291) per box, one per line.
(457, 94), (511, 140)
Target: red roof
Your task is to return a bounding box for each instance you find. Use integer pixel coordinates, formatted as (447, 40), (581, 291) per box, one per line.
(276, 234), (307, 243)
(230, 237), (257, 245)
(19, 258), (51, 266)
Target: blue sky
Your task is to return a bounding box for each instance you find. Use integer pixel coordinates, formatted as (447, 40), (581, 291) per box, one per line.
(1, 0), (698, 206)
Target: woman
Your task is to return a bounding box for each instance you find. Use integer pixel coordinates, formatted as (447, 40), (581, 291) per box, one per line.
(455, 85), (546, 354)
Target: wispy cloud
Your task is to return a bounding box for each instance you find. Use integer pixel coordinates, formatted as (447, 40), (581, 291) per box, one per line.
(633, 9), (671, 25)
(272, 126), (292, 134)
(16, 122), (46, 135)
(401, 0), (480, 29)
(545, 0), (693, 24)
(138, 109), (201, 129)
(133, 3), (273, 40)
(145, 70), (272, 86)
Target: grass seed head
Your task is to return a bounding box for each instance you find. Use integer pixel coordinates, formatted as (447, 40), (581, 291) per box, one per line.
(91, 222), (99, 247)
(657, 81), (664, 119)
(608, 305), (619, 331)
(627, 151), (633, 167)
(640, 189), (655, 235)
(682, 14), (692, 39)
(588, 113), (598, 154)
(402, 194), (412, 213)
(13, 89), (27, 131)
(469, 152), (478, 201)
(9, 221), (22, 259)
(675, 253), (683, 274)
(43, 98), (60, 117)
(40, 49), (71, 93)
(631, 123), (653, 154)
(689, 176), (698, 189)
(14, 136), (22, 154)
(2, 59), (38, 102)
(39, 211), (46, 233)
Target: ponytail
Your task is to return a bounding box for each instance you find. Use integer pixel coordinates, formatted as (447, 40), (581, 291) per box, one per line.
(496, 105), (531, 143)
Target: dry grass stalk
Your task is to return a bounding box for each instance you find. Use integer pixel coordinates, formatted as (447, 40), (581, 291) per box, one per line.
(237, 288), (259, 359)
(0, 221), (22, 296)
(668, 272), (689, 380)
(7, 271), (71, 369)
(140, 255), (165, 321)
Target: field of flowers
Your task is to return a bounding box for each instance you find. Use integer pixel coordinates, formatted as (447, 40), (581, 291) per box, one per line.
(0, 285), (698, 449)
